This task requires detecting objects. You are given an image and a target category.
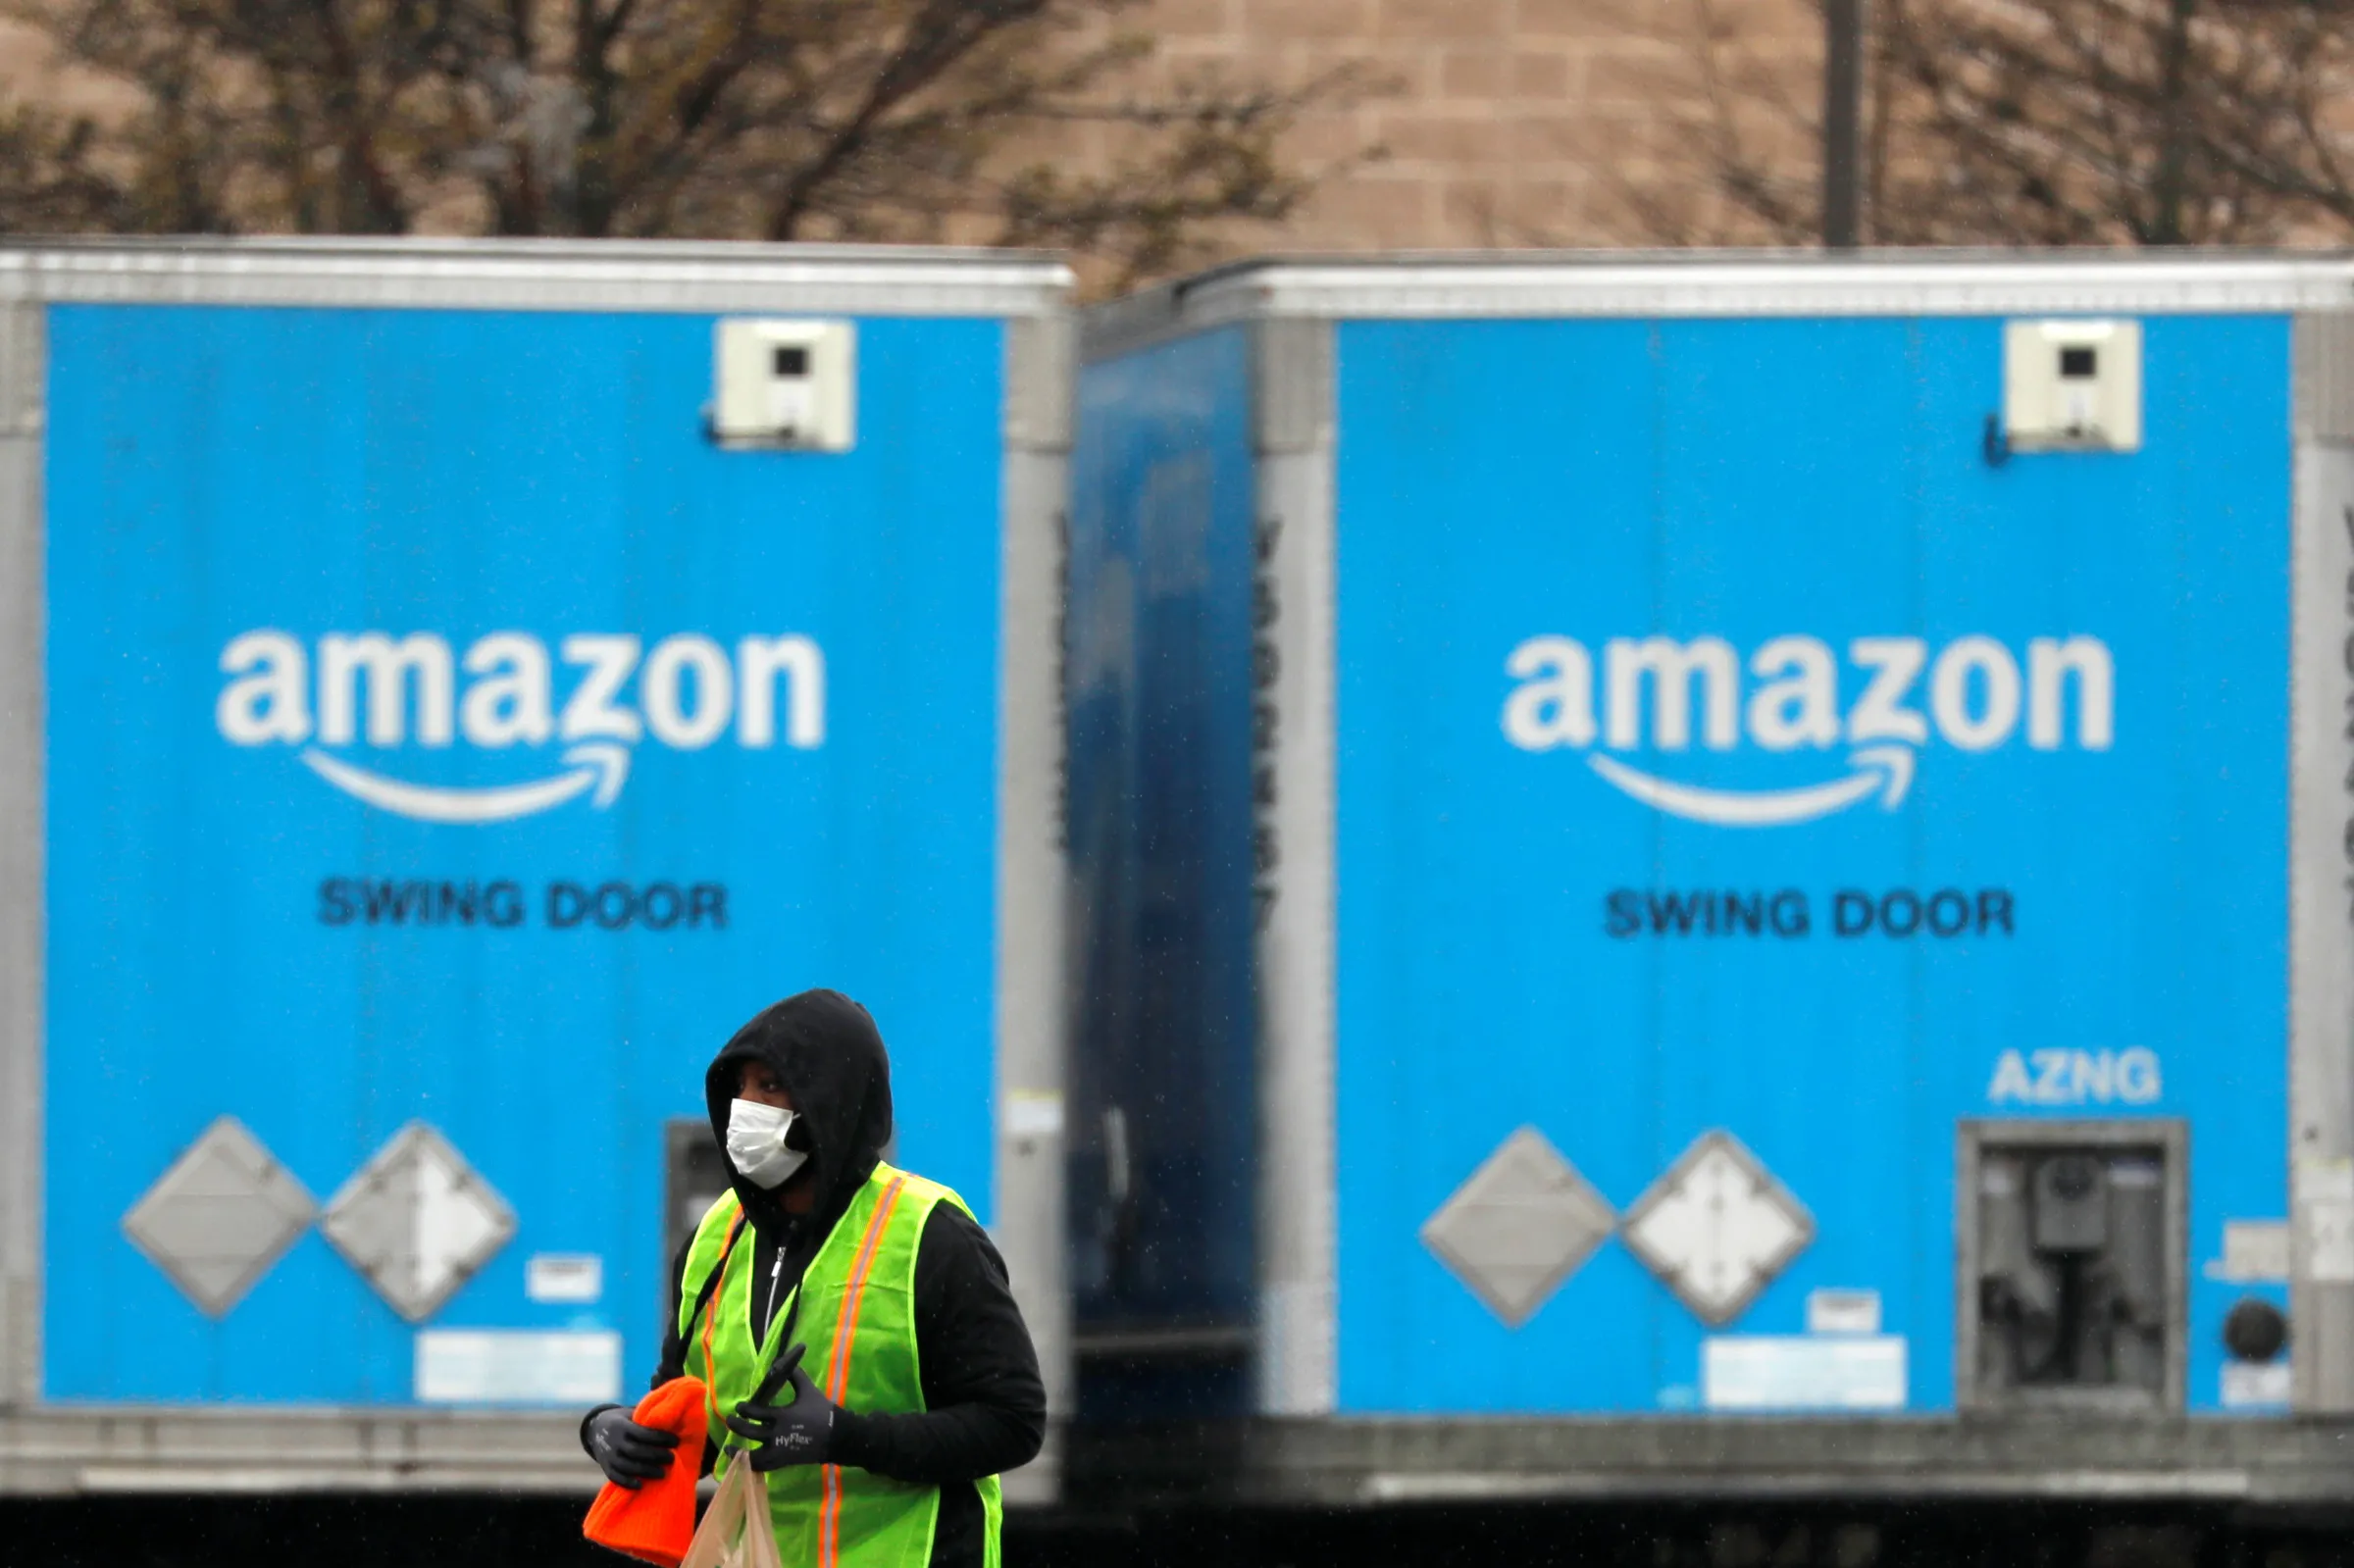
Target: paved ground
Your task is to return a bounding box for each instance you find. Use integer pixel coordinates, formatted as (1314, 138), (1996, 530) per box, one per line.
(8, 1493), (2354, 1567)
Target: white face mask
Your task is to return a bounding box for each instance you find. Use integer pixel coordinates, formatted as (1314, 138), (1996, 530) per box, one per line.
(726, 1098), (809, 1189)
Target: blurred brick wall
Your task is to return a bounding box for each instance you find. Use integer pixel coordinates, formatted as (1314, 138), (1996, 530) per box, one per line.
(1115, 0), (1820, 256)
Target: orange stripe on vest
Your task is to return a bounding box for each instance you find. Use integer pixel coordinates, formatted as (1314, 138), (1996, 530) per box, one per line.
(699, 1208), (748, 1437)
(817, 1175), (909, 1568)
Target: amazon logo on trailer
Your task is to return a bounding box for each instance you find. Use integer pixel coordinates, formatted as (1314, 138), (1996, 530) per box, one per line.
(214, 630), (825, 823)
(1500, 633), (2112, 827)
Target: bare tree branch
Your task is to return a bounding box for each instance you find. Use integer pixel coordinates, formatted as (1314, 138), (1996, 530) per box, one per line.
(0, 0), (1373, 282)
(1606, 0), (2354, 248)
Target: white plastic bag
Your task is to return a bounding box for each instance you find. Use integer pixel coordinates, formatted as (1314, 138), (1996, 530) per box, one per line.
(678, 1459), (785, 1568)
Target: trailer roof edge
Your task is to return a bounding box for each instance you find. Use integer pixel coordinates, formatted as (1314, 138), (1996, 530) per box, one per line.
(0, 237), (1074, 316)
(1085, 249), (2354, 357)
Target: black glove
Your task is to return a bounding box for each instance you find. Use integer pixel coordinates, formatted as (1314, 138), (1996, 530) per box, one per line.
(584, 1404), (682, 1489)
(725, 1343), (839, 1471)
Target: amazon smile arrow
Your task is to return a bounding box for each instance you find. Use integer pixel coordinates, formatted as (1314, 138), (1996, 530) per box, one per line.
(1585, 744), (1916, 828)
(298, 742), (633, 825)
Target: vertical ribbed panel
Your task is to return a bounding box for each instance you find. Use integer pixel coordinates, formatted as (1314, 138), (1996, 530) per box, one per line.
(1254, 318), (1333, 456)
(1003, 311), (1073, 453)
(2295, 313), (2354, 442)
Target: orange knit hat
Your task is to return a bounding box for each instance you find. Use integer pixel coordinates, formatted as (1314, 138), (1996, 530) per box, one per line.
(583, 1377), (710, 1566)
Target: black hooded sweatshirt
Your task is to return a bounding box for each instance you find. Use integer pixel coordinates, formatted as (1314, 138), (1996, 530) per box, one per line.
(584, 989), (1045, 1568)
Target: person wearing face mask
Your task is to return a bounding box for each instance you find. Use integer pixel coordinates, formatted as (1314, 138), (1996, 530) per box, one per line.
(580, 988), (1045, 1568)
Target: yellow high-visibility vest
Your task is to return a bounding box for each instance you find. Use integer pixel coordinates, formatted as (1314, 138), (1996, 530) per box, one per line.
(680, 1164), (1001, 1568)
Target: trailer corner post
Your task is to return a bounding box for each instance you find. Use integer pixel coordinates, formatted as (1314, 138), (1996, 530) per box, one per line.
(2290, 310), (2354, 1413)
(1250, 317), (1339, 1416)
(0, 300), (40, 1410)
(998, 304), (1075, 1501)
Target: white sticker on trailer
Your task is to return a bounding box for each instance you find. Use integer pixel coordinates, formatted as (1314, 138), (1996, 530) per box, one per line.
(526, 1252), (605, 1303)
(2301, 1160), (2354, 1282)
(1805, 1288), (1881, 1335)
(1002, 1089), (1065, 1138)
(415, 1329), (621, 1405)
(2205, 1221), (2290, 1283)
(2302, 1158), (2354, 1202)
(2221, 1361), (2291, 1409)
(2308, 1201), (2354, 1283)
(1703, 1335), (1907, 1411)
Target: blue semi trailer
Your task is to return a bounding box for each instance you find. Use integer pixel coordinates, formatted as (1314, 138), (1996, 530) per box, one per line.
(1065, 255), (2354, 1504)
(0, 239), (1071, 1496)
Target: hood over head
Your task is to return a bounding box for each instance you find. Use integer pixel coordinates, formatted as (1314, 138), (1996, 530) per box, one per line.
(705, 988), (894, 1237)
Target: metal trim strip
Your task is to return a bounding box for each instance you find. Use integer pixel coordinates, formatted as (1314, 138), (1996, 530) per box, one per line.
(1251, 318), (1338, 1416)
(1356, 1469), (2259, 1504)
(0, 1407), (597, 1495)
(1066, 1412), (2354, 1509)
(0, 300), (40, 1407)
(2289, 312), (2354, 1412)
(10, 1403), (2354, 1500)
(995, 307), (1073, 1505)
(0, 239), (1072, 317)
(1135, 253), (2354, 329)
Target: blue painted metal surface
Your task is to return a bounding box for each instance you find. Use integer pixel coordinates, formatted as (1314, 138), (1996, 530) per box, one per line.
(45, 305), (1007, 1402)
(1331, 315), (2288, 1415)
(1073, 308), (2293, 1421)
(1066, 326), (1259, 1368)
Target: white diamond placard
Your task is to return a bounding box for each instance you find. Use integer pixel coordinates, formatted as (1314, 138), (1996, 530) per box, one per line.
(1622, 1131), (1814, 1326)
(123, 1117), (317, 1317)
(1419, 1127), (1616, 1327)
(321, 1123), (515, 1322)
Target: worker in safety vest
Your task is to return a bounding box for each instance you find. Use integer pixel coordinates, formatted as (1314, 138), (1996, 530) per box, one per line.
(583, 989), (1045, 1568)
